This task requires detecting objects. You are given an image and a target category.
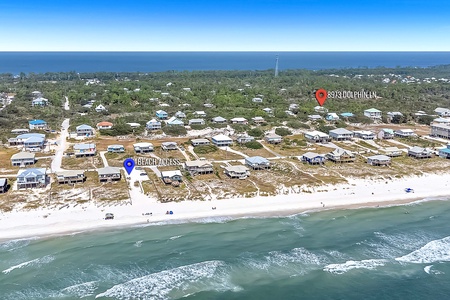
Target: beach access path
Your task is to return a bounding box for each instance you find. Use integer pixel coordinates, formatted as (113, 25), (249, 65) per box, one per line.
(51, 118), (70, 173)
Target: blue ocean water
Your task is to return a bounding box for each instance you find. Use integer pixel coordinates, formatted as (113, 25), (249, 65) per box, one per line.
(1, 199), (450, 299)
(0, 52), (449, 74)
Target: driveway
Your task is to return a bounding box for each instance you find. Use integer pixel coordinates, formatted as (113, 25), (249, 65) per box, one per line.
(50, 118), (70, 172)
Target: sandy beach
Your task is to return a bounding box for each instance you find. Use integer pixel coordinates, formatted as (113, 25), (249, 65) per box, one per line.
(1, 172), (449, 241)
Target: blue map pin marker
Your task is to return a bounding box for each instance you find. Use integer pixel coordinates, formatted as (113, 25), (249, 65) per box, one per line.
(123, 158), (135, 175)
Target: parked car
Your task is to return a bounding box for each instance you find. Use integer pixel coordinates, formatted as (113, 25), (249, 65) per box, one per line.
(105, 213), (114, 220)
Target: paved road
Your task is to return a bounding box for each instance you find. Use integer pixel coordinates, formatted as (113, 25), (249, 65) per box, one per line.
(51, 118), (70, 173)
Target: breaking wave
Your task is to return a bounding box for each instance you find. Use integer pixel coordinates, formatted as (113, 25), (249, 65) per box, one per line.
(396, 236), (450, 264)
(61, 281), (99, 298)
(2, 255), (55, 274)
(323, 259), (388, 274)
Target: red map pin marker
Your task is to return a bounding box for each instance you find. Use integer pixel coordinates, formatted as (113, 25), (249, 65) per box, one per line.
(315, 89), (327, 106)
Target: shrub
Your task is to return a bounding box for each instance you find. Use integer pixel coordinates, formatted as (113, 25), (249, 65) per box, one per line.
(162, 125), (187, 136)
(275, 127), (292, 136)
(193, 145), (218, 154)
(244, 141), (263, 149)
(247, 128), (264, 138)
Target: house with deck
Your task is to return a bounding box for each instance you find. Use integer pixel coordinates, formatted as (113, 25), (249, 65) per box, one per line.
(97, 167), (121, 182)
(188, 119), (205, 126)
(329, 128), (354, 141)
(76, 124), (94, 137)
(367, 155), (391, 166)
(161, 170), (182, 184)
(382, 147), (403, 157)
(354, 130), (376, 140)
(308, 115), (322, 121)
(304, 131), (330, 143)
(230, 117), (248, 124)
(134, 142), (154, 153)
(184, 160), (214, 175)
(8, 133), (46, 151)
(31, 97), (49, 107)
(301, 152), (326, 165)
(394, 129), (415, 138)
(107, 144), (125, 153)
(95, 104), (107, 112)
(191, 138), (210, 147)
(11, 152), (36, 166)
(224, 165), (250, 179)
(166, 116), (184, 126)
(378, 129), (395, 139)
(326, 113), (340, 121)
(363, 108), (382, 119)
(326, 148), (355, 163)
(431, 123), (450, 139)
(194, 111), (207, 117)
(211, 116), (227, 124)
(11, 129), (30, 135)
(156, 110), (168, 119)
(96, 121), (113, 130)
(55, 170), (86, 184)
(236, 135), (255, 144)
(28, 119), (47, 130)
(245, 156), (270, 170)
(175, 111), (186, 119)
(74, 143), (96, 157)
(264, 133), (282, 144)
(408, 146), (432, 159)
(438, 144), (450, 159)
(146, 119), (162, 130)
(161, 142), (178, 151)
(434, 107), (450, 117)
(252, 116), (265, 124)
(0, 178), (7, 193)
(16, 168), (48, 189)
(211, 134), (233, 147)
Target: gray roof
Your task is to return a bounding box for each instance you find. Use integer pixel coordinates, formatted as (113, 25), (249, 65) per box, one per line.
(25, 136), (44, 143)
(11, 152), (35, 160)
(74, 143), (96, 150)
(329, 128), (354, 135)
(368, 155), (391, 161)
(212, 116), (227, 122)
(0, 178), (7, 186)
(17, 168), (46, 178)
(76, 124), (93, 130)
(97, 167), (121, 175)
(56, 170), (85, 177)
(17, 133), (45, 139)
(245, 156), (269, 164)
(302, 152), (325, 159)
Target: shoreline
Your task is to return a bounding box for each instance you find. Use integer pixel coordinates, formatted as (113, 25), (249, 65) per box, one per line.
(1, 172), (449, 242)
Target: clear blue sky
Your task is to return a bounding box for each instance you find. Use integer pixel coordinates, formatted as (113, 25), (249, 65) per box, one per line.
(1, 0), (449, 51)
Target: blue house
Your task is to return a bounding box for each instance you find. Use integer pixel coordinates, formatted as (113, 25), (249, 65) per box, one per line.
(302, 152), (326, 165)
(156, 110), (168, 120)
(28, 119), (47, 130)
(439, 144), (450, 159)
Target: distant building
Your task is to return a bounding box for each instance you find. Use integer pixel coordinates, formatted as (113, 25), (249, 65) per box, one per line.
(301, 152), (326, 165)
(382, 147), (403, 157)
(252, 97), (263, 103)
(184, 160), (214, 175)
(95, 104), (107, 112)
(378, 129), (394, 139)
(408, 146), (432, 159)
(55, 170), (85, 184)
(211, 134), (233, 147)
(31, 97), (49, 107)
(76, 124), (94, 137)
(394, 129), (415, 138)
(166, 116), (184, 126)
(367, 155), (391, 166)
(146, 119), (162, 130)
(363, 108), (382, 119)
(156, 110), (168, 119)
(245, 156), (270, 170)
(191, 138), (210, 147)
(329, 128), (354, 141)
(252, 116), (265, 124)
(73, 143), (96, 157)
(230, 117), (248, 124)
(134, 142), (154, 153)
(224, 165), (250, 179)
(194, 111), (207, 117)
(264, 133), (282, 144)
(11, 152), (36, 166)
(438, 144), (450, 159)
(308, 115), (322, 121)
(28, 119), (47, 130)
(431, 123), (450, 139)
(354, 130), (375, 140)
(161, 170), (182, 184)
(107, 144), (125, 153)
(8, 133), (46, 151)
(97, 167), (122, 182)
(236, 135), (255, 144)
(211, 116), (227, 124)
(161, 142), (178, 151)
(0, 178), (7, 193)
(325, 113), (339, 121)
(304, 131), (330, 143)
(96, 121), (113, 130)
(188, 119), (205, 126)
(175, 111), (186, 119)
(326, 148), (355, 163)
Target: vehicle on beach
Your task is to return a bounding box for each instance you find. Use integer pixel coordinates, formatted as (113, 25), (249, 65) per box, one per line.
(105, 213), (114, 220)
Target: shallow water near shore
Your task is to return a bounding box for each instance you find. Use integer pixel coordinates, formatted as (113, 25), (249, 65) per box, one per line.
(1, 198), (450, 299)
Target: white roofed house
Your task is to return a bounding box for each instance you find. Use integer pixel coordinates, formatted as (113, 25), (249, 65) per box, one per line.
(211, 116), (227, 124)
(301, 152), (326, 165)
(308, 115), (322, 121)
(430, 123), (450, 139)
(146, 119), (162, 131)
(191, 138), (210, 147)
(76, 124), (94, 137)
(408, 146), (432, 159)
(194, 111), (207, 117)
(166, 116), (184, 126)
(8, 133), (46, 151)
(230, 117), (248, 124)
(224, 165), (250, 179)
(262, 108), (273, 114)
(304, 131), (330, 143)
(0, 178), (7, 193)
(95, 104), (107, 112)
(211, 134), (233, 147)
(74, 143), (96, 157)
(16, 168), (48, 189)
(326, 148), (355, 163)
(31, 97), (49, 107)
(387, 111), (403, 122)
(363, 108), (382, 119)
(236, 135), (255, 144)
(329, 128), (354, 141)
(252, 97), (263, 103)
(325, 113), (340, 121)
(434, 107), (450, 117)
(156, 110), (168, 119)
(134, 142), (153, 153)
(354, 130), (376, 140)
(161, 170), (183, 185)
(264, 133), (282, 144)
(184, 160), (214, 175)
(378, 128), (395, 139)
(394, 129), (415, 138)
(107, 144), (125, 153)
(367, 155), (391, 166)
(97, 166), (122, 182)
(382, 147), (403, 157)
(245, 156), (270, 170)
(161, 142), (178, 151)
(175, 111), (186, 119)
(252, 116), (265, 124)
(188, 119), (205, 126)
(55, 170), (85, 184)
(11, 152), (36, 166)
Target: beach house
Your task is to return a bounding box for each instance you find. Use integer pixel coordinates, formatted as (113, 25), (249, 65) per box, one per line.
(329, 128), (354, 141)
(430, 123), (450, 139)
(211, 116), (227, 124)
(73, 143), (96, 157)
(107, 144), (125, 153)
(146, 119), (162, 130)
(394, 129), (415, 138)
(326, 148), (355, 163)
(378, 129), (395, 139)
(308, 115), (322, 121)
(76, 124), (94, 137)
(0, 178), (7, 193)
(301, 152), (326, 165)
(224, 165), (250, 179)
(188, 119), (205, 126)
(175, 111), (186, 119)
(325, 113), (340, 121)
(434, 107), (450, 117)
(230, 117), (248, 124)
(8, 133), (46, 151)
(191, 138), (210, 147)
(264, 133), (282, 144)
(252, 97), (263, 103)
(11, 152), (36, 166)
(252, 116), (265, 124)
(263, 108), (273, 114)
(363, 108), (382, 119)
(194, 111), (207, 117)
(245, 156), (270, 170)
(161, 170), (183, 184)
(184, 160), (214, 175)
(304, 131), (330, 143)
(382, 147), (403, 157)
(408, 146), (432, 159)
(236, 135), (255, 144)
(354, 130), (376, 140)
(438, 144), (450, 159)
(97, 167), (121, 182)
(31, 97), (49, 107)
(16, 168), (48, 189)
(96, 121), (113, 130)
(161, 142), (178, 151)
(156, 110), (168, 120)
(133, 142), (153, 153)
(28, 119), (47, 130)
(95, 104), (107, 112)
(211, 134), (233, 147)
(55, 170), (86, 184)
(166, 116), (184, 126)
(367, 155), (391, 166)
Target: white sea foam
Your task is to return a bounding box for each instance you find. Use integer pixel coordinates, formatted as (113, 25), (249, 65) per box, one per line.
(424, 265), (433, 274)
(134, 240), (143, 247)
(0, 237), (39, 252)
(61, 281), (98, 298)
(323, 259), (388, 274)
(2, 255), (55, 274)
(169, 235), (183, 240)
(396, 236), (450, 264)
(95, 260), (238, 300)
